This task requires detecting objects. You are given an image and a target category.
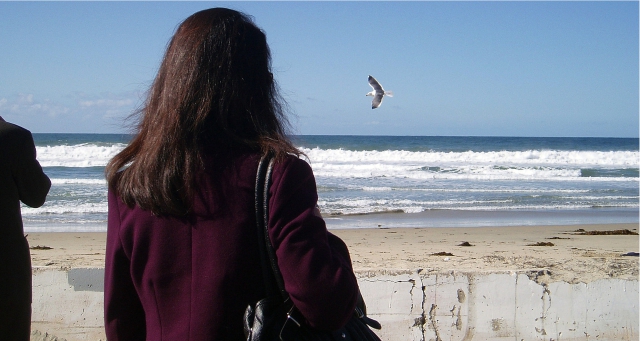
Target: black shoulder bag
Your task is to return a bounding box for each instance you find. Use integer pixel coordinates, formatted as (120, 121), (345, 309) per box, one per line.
(244, 154), (382, 341)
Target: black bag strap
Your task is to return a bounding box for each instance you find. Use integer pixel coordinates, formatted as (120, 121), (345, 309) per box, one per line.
(255, 153), (383, 336)
(255, 153), (288, 300)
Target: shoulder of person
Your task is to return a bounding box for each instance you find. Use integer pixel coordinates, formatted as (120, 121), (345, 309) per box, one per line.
(0, 119), (31, 143)
(274, 153), (313, 176)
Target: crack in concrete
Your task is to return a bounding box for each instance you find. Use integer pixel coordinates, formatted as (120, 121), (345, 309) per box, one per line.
(539, 283), (551, 336)
(408, 279), (416, 312)
(415, 277), (427, 341)
(460, 275), (475, 341)
(408, 277), (430, 341)
(455, 306), (463, 331)
(428, 303), (442, 341)
(420, 284), (427, 340)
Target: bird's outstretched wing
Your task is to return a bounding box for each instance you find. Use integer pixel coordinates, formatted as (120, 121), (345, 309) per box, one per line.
(372, 94), (383, 109)
(368, 75), (383, 92)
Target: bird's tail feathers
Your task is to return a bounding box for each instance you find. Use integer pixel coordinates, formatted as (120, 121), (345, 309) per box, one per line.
(385, 91), (394, 97)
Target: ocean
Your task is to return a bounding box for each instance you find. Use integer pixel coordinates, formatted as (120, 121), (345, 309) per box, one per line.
(23, 134), (639, 232)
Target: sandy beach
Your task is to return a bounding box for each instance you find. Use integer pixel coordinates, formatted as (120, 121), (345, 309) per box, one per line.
(25, 222), (638, 341)
(27, 223), (638, 284)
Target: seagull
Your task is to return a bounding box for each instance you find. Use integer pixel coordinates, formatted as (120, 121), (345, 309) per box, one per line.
(366, 75), (393, 109)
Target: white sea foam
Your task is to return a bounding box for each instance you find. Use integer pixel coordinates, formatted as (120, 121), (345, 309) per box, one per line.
(50, 178), (106, 185)
(343, 186), (592, 194)
(298, 147), (639, 182)
(316, 201), (640, 215)
(311, 164), (635, 182)
(21, 202), (107, 215)
(301, 147), (639, 167)
(316, 197), (534, 215)
(362, 186), (393, 191)
(37, 144), (126, 167)
(35, 144), (639, 169)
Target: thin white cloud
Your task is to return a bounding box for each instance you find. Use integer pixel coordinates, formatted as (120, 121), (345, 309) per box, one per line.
(75, 92), (141, 121)
(0, 91), (142, 132)
(79, 98), (134, 108)
(0, 93), (70, 118)
(17, 93), (33, 104)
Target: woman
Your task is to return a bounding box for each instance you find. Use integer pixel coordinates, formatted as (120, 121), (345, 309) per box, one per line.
(104, 8), (359, 341)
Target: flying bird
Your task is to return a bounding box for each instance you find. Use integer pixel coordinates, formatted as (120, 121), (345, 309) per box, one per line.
(366, 75), (393, 109)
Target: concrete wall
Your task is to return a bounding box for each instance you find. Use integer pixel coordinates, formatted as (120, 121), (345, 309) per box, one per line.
(31, 267), (638, 341)
(31, 268), (105, 341)
(359, 270), (638, 341)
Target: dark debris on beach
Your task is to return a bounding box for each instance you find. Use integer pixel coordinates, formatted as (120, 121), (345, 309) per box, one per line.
(30, 245), (53, 250)
(527, 242), (555, 247)
(573, 229), (638, 235)
(431, 252), (454, 256)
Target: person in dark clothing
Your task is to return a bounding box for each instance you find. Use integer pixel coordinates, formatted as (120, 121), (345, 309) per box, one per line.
(0, 116), (51, 341)
(103, 8), (359, 340)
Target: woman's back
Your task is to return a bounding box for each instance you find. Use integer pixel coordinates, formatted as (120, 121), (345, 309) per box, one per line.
(104, 153), (359, 340)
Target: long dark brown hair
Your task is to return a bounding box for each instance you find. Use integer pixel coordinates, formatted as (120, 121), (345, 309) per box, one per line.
(106, 8), (299, 216)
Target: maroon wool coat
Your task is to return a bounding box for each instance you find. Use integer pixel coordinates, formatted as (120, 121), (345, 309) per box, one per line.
(104, 153), (359, 341)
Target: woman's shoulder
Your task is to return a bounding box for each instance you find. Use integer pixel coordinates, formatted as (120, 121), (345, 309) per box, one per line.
(199, 151), (313, 186)
(273, 153), (313, 178)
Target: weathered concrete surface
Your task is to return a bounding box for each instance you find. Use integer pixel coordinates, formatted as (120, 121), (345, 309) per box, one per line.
(31, 267), (105, 341)
(361, 270), (639, 341)
(31, 267), (638, 341)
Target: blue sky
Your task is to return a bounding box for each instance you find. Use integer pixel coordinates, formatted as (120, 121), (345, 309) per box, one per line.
(0, 1), (637, 137)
